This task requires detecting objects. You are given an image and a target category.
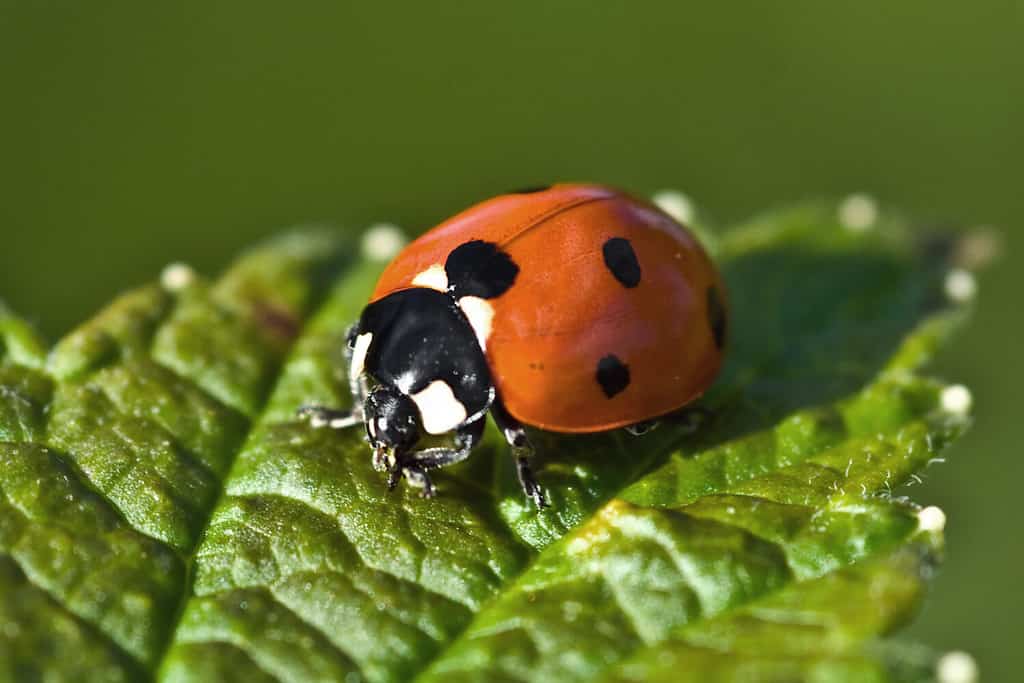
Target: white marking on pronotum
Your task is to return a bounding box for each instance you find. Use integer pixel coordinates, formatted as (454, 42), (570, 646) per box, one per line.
(936, 651), (978, 683)
(411, 263), (448, 291)
(361, 223), (407, 262)
(917, 505), (946, 533)
(838, 193), (878, 231)
(652, 190), (695, 224)
(160, 262), (197, 291)
(458, 296), (495, 350)
(350, 332), (373, 379)
(411, 380), (468, 435)
(941, 384), (972, 415)
(945, 268), (977, 302)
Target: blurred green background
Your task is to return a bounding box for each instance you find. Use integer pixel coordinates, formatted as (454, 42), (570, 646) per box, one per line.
(1, 2), (1019, 678)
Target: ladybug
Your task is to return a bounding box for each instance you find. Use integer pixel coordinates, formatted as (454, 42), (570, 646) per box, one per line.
(298, 184), (727, 507)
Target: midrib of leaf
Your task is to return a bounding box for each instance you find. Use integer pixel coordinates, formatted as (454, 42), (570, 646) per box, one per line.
(0, 230), (354, 677)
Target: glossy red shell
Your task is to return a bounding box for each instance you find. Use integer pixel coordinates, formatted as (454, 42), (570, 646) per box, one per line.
(371, 184), (727, 433)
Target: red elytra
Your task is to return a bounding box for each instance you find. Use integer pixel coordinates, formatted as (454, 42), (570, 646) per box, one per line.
(371, 183), (728, 433)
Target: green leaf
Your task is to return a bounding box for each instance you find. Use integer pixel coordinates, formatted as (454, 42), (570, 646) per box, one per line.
(601, 543), (940, 683)
(0, 203), (972, 683)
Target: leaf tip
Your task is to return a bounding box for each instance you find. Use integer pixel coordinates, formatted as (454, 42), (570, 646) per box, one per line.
(936, 650), (979, 683)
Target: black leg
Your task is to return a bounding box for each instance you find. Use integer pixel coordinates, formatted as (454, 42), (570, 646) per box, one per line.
(384, 417), (487, 498)
(402, 417), (486, 470)
(490, 397), (547, 508)
(387, 418), (484, 498)
(297, 323), (368, 429)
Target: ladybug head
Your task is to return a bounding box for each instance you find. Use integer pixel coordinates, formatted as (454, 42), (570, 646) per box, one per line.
(363, 384), (421, 453)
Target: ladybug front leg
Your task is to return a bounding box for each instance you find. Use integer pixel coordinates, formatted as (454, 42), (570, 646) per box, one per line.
(490, 399), (547, 509)
(297, 323), (369, 430)
(395, 417), (483, 481)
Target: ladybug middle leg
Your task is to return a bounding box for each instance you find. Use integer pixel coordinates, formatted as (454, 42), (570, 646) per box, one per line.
(490, 398), (548, 509)
(297, 323), (370, 430)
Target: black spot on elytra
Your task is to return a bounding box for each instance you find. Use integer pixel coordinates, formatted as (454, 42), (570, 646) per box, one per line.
(596, 354), (630, 398)
(602, 237), (641, 288)
(445, 240), (520, 299)
(707, 286), (727, 349)
(510, 185), (552, 194)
